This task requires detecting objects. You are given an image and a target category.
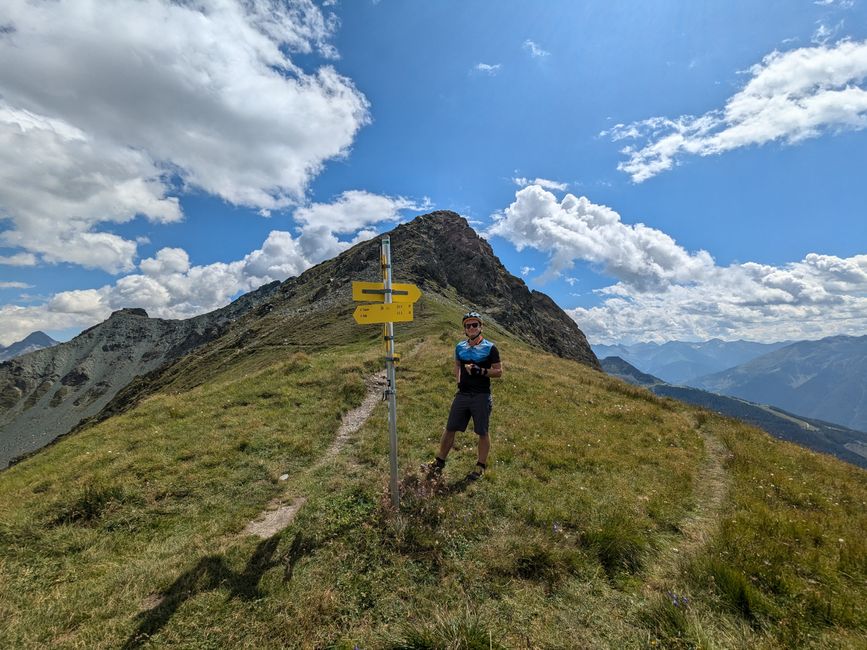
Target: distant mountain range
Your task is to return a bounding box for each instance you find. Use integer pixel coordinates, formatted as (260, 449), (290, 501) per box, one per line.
(600, 356), (867, 470)
(0, 331), (59, 362)
(592, 339), (790, 384)
(688, 335), (867, 433)
(598, 334), (867, 446)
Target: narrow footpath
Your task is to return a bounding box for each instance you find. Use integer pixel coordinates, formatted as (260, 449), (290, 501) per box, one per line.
(643, 417), (732, 592)
(242, 370), (387, 538)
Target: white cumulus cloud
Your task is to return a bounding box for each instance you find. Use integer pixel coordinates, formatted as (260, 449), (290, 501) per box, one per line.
(293, 190), (430, 234)
(0, 0), (369, 271)
(489, 185), (715, 290)
(573, 252), (867, 344)
(293, 190), (432, 261)
(607, 39), (867, 182)
(490, 186), (867, 343)
(0, 252), (38, 266)
(0, 103), (180, 272)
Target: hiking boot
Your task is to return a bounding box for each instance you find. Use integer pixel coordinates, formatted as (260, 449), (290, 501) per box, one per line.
(423, 457), (445, 478)
(466, 462), (486, 481)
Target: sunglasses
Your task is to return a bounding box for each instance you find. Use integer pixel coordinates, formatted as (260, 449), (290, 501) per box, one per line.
(464, 322), (481, 329)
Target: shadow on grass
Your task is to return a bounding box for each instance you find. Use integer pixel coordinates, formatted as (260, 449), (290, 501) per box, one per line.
(123, 535), (283, 649)
(437, 476), (472, 495)
(408, 470), (474, 498)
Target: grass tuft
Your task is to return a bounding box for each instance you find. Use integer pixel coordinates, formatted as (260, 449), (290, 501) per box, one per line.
(579, 509), (648, 578)
(49, 481), (130, 526)
(639, 593), (699, 650)
(488, 530), (587, 593)
(702, 557), (771, 623)
(378, 472), (448, 562)
(387, 607), (504, 650)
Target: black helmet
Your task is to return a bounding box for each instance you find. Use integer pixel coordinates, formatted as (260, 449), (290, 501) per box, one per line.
(462, 311), (482, 324)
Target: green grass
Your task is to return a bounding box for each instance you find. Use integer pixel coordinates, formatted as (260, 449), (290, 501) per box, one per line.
(1, 298), (866, 648)
(689, 421), (867, 648)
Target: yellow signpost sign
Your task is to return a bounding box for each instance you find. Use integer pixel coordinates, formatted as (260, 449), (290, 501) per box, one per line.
(353, 302), (414, 324)
(352, 281), (421, 304)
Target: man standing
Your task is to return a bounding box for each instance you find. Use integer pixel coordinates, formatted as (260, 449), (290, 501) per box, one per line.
(427, 311), (503, 481)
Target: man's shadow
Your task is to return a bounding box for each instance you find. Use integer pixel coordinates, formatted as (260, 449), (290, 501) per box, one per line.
(442, 476), (472, 495)
(123, 533), (311, 648)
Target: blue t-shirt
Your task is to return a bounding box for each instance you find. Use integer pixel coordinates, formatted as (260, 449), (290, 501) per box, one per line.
(455, 338), (500, 394)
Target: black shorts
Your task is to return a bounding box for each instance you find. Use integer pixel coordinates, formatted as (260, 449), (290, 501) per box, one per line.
(446, 392), (493, 436)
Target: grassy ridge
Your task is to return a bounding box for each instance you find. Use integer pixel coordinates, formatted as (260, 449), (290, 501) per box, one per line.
(1, 299), (866, 648)
(0, 342), (379, 647)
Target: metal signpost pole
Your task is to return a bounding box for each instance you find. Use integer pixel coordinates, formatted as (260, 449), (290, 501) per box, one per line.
(381, 236), (400, 510)
(352, 244), (420, 511)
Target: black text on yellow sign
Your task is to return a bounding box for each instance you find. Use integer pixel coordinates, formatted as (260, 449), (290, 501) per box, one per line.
(353, 302), (414, 325)
(351, 281), (421, 304)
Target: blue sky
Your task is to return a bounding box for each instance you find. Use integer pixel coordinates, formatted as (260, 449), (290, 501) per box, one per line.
(1, 0), (865, 346)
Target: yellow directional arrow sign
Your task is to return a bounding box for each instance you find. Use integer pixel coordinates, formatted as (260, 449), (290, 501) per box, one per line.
(353, 302), (414, 324)
(352, 281), (421, 304)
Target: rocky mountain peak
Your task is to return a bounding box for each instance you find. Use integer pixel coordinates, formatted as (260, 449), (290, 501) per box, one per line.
(392, 211), (599, 369)
(17, 331), (57, 346)
(109, 307), (150, 319)
(317, 210), (599, 368)
(0, 331), (60, 363)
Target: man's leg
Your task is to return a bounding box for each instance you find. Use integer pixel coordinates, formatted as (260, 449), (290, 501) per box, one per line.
(476, 433), (490, 465)
(465, 434), (490, 481)
(438, 429), (456, 460)
(439, 394), (471, 463)
(425, 429), (455, 477)
(466, 393), (491, 480)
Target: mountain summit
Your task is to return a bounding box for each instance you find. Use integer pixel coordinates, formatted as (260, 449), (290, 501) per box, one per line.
(1, 211), (597, 467)
(0, 331), (59, 362)
(336, 211), (599, 368)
